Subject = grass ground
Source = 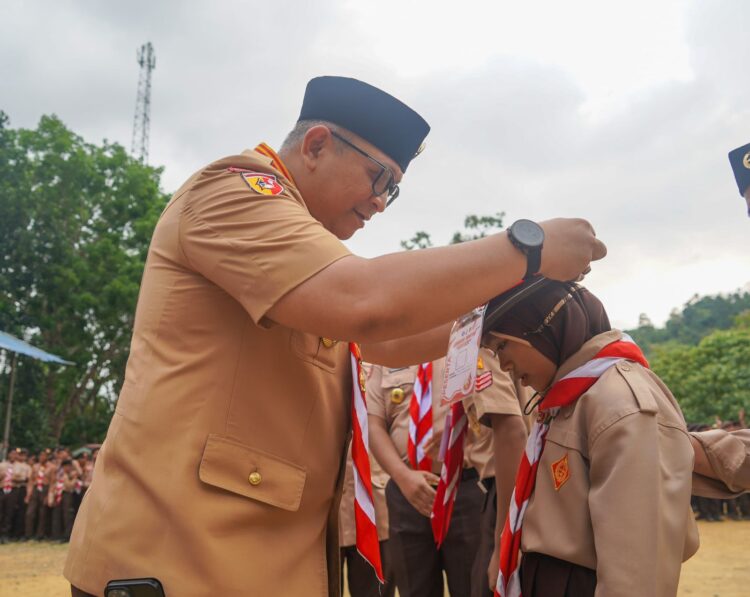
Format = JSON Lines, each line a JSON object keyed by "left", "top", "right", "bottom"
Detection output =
{"left": 1, "top": 520, "right": 748, "bottom": 596}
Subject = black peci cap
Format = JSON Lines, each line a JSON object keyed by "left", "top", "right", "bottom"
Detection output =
{"left": 481, "top": 276, "right": 555, "bottom": 338}
{"left": 298, "top": 76, "right": 430, "bottom": 172}
{"left": 728, "top": 142, "right": 750, "bottom": 197}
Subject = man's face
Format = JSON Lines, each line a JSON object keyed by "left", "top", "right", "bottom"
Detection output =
{"left": 302, "top": 127, "right": 403, "bottom": 240}
{"left": 39, "top": 451, "right": 48, "bottom": 464}
{"left": 8, "top": 451, "right": 17, "bottom": 463}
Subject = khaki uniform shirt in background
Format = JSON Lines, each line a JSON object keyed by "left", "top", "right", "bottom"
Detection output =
{"left": 690, "top": 428, "right": 750, "bottom": 497}
{"left": 520, "top": 331, "right": 699, "bottom": 597}
{"left": 464, "top": 355, "right": 527, "bottom": 480}
{"left": 7, "top": 461, "right": 31, "bottom": 486}
{"left": 65, "top": 147, "right": 354, "bottom": 597}
{"left": 367, "top": 350, "right": 515, "bottom": 477}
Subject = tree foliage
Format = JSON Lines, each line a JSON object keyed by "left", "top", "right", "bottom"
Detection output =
{"left": 628, "top": 292, "right": 750, "bottom": 351}
{"left": 650, "top": 327, "right": 750, "bottom": 423}
{"left": 0, "top": 112, "right": 168, "bottom": 449}
{"left": 401, "top": 212, "right": 505, "bottom": 250}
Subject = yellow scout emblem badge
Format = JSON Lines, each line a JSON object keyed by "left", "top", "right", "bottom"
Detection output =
{"left": 744, "top": 151, "right": 750, "bottom": 169}
{"left": 390, "top": 388, "right": 405, "bottom": 404}
{"left": 477, "top": 356, "right": 484, "bottom": 370}
{"left": 359, "top": 368, "right": 367, "bottom": 393}
{"left": 240, "top": 171, "right": 284, "bottom": 196}
{"left": 551, "top": 453, "right": 570, "bottom": 491}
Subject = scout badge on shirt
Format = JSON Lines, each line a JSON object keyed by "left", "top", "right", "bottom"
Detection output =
{"left": 241, "top": 172, "right": 284, "bottom": 195}
{"left": 442, "top": 304, "right": 487, "bottom": 405}
{"left": 551, "top": 453, "right": 570, "bottom": 491}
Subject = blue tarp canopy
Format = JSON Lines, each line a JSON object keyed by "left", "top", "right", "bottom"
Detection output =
{"left": 0, "top": 330, "right": 74, "bottom": 366}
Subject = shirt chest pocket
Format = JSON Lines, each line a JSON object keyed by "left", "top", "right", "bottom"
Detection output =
{"left": 381, "top": 368, "right": 416, "bottom": 420}
{"left": 289, "top": 330, "right": 346, "bottom": 373}
{"left": 199, "top": 434, "right": 306, "bottom": 511}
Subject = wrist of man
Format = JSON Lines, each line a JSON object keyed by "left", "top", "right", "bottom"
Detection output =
{"left": 506, "top": 220, "right": 544, "bottom": 279}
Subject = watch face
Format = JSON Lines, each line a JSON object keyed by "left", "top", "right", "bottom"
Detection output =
{"left": 513, "top": 219, "right": 544, "bottom": 248}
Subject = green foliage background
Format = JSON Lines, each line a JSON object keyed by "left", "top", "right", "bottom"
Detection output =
{"left": 0, "top": 113, "right": 168, "bottom": 450}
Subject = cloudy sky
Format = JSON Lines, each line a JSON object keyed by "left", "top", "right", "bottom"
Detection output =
{"left": 2, "top": 0, "right": 748, "bottom": 329}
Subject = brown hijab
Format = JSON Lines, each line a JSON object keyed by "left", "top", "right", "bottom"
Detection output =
{"left": 491, "top": 282, "right": 611, "bottom": 367}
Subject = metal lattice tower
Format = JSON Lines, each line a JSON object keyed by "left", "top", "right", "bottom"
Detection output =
{"left": 131, "top": 42, "right": 156, "bottom": 163}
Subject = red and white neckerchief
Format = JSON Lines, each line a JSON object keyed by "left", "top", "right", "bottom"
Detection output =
{"left": 54, "top": 474, "right": 65, "bottom": 506}
{"left": 349, "top": 343, "right": 384, "bottom": 584}
{"left": 2, "top": 464, "right": 13, "bottom": 494}
{"left": 431, "top": 400, "right": 468, "bottom": 547}
{"left": 408, "top": 363, "right": 434, "bottom": 472}
{"left": 35, "top": 466, "right": 46, "bottom": 492}
{"left": 495, "top": 335, "right": 648, "bottom": 597}
{"left": 74, "top": 478, "right": 83, "bottom": 494}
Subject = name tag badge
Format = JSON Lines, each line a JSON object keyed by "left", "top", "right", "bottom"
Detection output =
{"left": 442, "top": 304, "right": 487, "bottom": 405}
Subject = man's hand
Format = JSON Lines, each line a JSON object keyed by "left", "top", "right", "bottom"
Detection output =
{"left": 395, "top": 468, "right": 439, "bottom": 517}
{"left": 487, "top": 545, "right": 500, "bottom": 590}
{"left": 538, "top": 218, "right": 607, "bottom": 281}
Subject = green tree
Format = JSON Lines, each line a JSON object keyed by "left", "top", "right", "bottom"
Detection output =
{"left": 0, "top": 112, "right": 168, "bottom": 448}
{"left": 651, "top": 327, "right": 750, "bottom": 423}
{"left": 401, "top": 212, "right": 505, "bottom": 250}
{"left": 628, "top": 291, "right": 750, "bottom": 351}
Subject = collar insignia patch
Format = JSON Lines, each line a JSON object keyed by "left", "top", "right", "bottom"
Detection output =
{"left": 240, "top": 171, "right": 284, "bottom": 196}
{"left": 551, "top": 453, "right": 570, "bottom": 491}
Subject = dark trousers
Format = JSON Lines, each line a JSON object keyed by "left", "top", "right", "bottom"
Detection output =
{"left": 0, "top": 486, "right": 26, "bottom": 538}
{"left": 341, "top": 541, "right": 396, "bottom": 597}
{"left": 25, "top": 485, "right": 49, "bottom": 538}
{"left": 471, "top": 478, "right": 497, "bottom": 597}
{"left": 386, "top": 471, "right": 484, "bottom": 597}
{"left": 51, "top": 491, "right": 75, "bottom": 541}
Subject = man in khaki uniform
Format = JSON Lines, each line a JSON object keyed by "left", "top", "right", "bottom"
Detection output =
{"left": 64, "top": 76, "right": 605, "bottom": 596}
{"left": 0, "top": 447, "right": 31, "bottom": 541}
{"left": 24, "top": 448, "right": 52, "bottom": 539}
{"left": 367, "top": 352, "right": 515, "bottom": 596}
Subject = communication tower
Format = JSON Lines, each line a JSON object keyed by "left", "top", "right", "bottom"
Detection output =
{"left": 131, "top": 42, "right": 156, "bottom": 163}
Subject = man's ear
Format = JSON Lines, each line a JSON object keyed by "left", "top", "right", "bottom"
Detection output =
{"left": 301, "top": 125, "right": 333, "bottom": 171}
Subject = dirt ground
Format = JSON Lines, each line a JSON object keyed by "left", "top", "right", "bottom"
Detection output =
{"left": 1, "top": 520, "right": 748, "bottom": 596}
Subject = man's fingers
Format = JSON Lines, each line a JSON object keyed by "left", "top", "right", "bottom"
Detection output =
{"left": 422, "top": 472, "right": 440, "bottom": 485}
{"left": 591, "top": 238, "right": 607, "bottom": 261}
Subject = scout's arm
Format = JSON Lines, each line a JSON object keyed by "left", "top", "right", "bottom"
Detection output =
{"left": 486, "top": 413, "right": 527, "bottom": 589}
{"left": 268, "top": 218, "right": 605, "bottom": 344}
{"left": 690, "top": 429, "right": 750, "bottom": 497}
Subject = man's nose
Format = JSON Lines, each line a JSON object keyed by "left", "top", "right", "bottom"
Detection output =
{"left": 370, "top": 193, "right": 387, "bottom": 214}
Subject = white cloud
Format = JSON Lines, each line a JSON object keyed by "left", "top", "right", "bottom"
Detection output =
{"left": 2, "top": 0, "right": 748, "bottom": 329}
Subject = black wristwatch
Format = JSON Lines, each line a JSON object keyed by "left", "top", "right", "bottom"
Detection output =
{"left": 507, "top": 219, "right": 545, "bottom": 279}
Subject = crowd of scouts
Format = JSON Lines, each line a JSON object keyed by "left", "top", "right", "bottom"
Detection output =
{"left": 0, "top": 446, "right": 97, "bottom": 544}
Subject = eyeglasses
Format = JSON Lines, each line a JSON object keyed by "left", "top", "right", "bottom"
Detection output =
{"left": 330, "top": 131, "right": 400, "bottom": 207}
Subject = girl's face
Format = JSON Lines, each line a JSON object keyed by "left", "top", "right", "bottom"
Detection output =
{"left": 486, "top": 332, "right": 558, "bottom": 392}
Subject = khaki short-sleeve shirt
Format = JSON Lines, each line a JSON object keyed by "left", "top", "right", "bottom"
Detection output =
{"left": 65, "top": 147, "right": 354, "bottom": 597}
{"left": 520, "top": 331, "right": 699, "bottom": 597}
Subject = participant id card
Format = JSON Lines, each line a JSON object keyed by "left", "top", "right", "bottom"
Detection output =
{"left": 441, "top": 304, "right": 487, "bottom": 405}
